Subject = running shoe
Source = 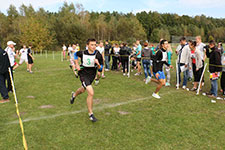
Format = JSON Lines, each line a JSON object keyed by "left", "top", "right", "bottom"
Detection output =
{"left": 182, "top": 86, "right": 186, "bottom": 89}
{"left": 0, "top": 99, "right": 10, "bottom": 104}
{"left": 95, "top": 80, "right": 99, "bottom": 86}
{"left": 190, "top": 87, "right": 197, "bottom": 91}
{"left": 152, "top": 93, "right": 160, "bottom": 99}
{"left": 145, "top": 76, "right": 151, "bottom": 84}
{"left": 165, "top": 82, "right": 170, "bottom": 86}
{"left": 134, "top": 73, "right": 140, "bottom": 76}
{"left": 89, "top": 114, "right": 98, "bottom": 122}
{"left": 74, "top": 71, "right": 78, "bottom": 78}
{"left": 70, "top": 91, "right": 76, "bottom": 104}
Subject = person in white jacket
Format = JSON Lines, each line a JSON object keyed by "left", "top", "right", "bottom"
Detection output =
{"left": 176, "top": 37, "right": 191, "bottom": 89}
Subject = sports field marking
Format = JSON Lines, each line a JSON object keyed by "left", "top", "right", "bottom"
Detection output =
{"left": 7, "top": 90, "right": 179, "bottom": 125}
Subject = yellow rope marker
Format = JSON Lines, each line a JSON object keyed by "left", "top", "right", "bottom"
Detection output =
{"left": 9, "top": 68, "right": 28, "bottom": 150}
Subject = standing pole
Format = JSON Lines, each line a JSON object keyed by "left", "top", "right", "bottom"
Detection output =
{"left": 128, "top": 55, "right": 131, "bottom": 78}
{"left": 176, "top": 59, "right": 179, "bottom": 89}
{"left": 8, "top": 68, "right": 28, "bottom": 150}
{"left": 196, "top": 63, "right": 207, "bottom": 95}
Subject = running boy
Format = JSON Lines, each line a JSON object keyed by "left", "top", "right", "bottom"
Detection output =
{"left": 150, "top": 40, "right": 173, "bottom": 99}
{"left": 70, "top": 39, "right": 103, "bottom": 122}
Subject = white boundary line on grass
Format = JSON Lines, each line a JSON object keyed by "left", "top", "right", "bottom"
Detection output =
{"left": 7, "top": 91, "right": 179, "bottom": 125}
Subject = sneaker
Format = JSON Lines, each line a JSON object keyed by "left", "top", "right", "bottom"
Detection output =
{"left": 95, "top": 80, "right": 99, "bottom": 86}
{"left": 101, "top": 74, "right": 105, "bottom": 78}
{"left": 74, "top": 71, "right": 78, "bottom": 78}
{"left": 29, "top": 71, "right": 33, "bottom": 74}
{"left": 202, "top": 82, "right": 205, "bottom": 87}
{"left": 152, "top": 93, "right": 160, "bottom": 99}
{"left": 182, "top": 86, "right": 186, "bottom": 90}
{"left": 165, "top": 82, "right": 170, "bottom": 86}
{"left": 123, "top": 73, "right": 126, "bottom": 76}
{"left": 205, "top": 92, "right": 212, "bottom": 95}
{"left": 127, "top": 73, "right": 129, "bottom": 76}
{"left": 89, "top": 114, "right": 98, "bottom": 122}
{"left": 208, "top": 94, "right": 216, "bottom": 98}
{"left": 190, "top": 87, "right": 197, "bottom": 91}
{"left": 70, "top": 92, "right": 76, "bottom": 104}
{"left": 134, "top": 73, "right": 140, "bottom": 76}
{"left": 145, "top": 76, "right": 151, "bottom": 84}
{"left": 176, "top": 84, "right": 179, "bottom": 89}
{"left": 0, "top": 99, "right": 10, "bottom": 104}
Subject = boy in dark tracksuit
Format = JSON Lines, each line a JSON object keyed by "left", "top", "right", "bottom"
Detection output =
{"left": 0, "top": 46, "right": 10, "bottom": 103}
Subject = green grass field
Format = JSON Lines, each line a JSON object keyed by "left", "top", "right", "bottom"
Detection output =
{"left": 0, "top": 51, "right": 225, "bottom": 150}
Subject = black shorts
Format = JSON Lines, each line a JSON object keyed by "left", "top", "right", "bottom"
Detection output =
{"left": 136, "top": 58, "right": 141, "bottom": 62}
{"left": 28, "top": 58, "right": 33, "bottom": 64}
{"left": 78, "top": 71, "right": 95, "bottom": 88}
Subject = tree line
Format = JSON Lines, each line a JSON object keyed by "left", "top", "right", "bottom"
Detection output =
{"left": 0, "top": 2, "right": 224, "bottom": 51}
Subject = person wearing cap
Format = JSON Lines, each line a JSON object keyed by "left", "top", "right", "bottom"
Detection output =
{"left": 0, "top": 44, "right": 10, "bottom": 103}
{"left": 5, "top": 41, "right": 16, "bottom": 93}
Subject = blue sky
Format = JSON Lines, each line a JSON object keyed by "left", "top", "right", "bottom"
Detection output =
{"left": 1, "top": 0, "right": 225, "bottom": 18}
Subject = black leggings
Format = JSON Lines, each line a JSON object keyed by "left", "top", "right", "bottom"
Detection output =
{"left": 192, "top": 63, "right": 203, "bottom": 82}
{"left": 122, "top": 58, "right": 129, "bottom": 73}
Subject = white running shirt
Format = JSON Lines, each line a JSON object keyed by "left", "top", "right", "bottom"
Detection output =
{"left": 20, "top": 48, "right": 28, "bottom": 60}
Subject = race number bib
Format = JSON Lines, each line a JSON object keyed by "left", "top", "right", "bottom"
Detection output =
{"left": 83, "top": 54, "right": 96, "bottom": 67}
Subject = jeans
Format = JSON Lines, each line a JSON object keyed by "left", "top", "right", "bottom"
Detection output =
{"left": 0, "top": 73, "right": 9, "bottom": 99}
{"left": 142, "top": 59, "right": 151, "bottom": 78}
{"left": 164, "top": 65, "right": 170, "bottom": 83}
{"left": 177, "top": 63, "right": 189, "bottom": 86}
{"left": 111, "top": 56, "right": 118, "bottom": 70}
{"left": 210, "top": 79, "right": 218, "bottom": 97}
{"left": 105, "top": 56, "right": 110, "bottom": 70}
